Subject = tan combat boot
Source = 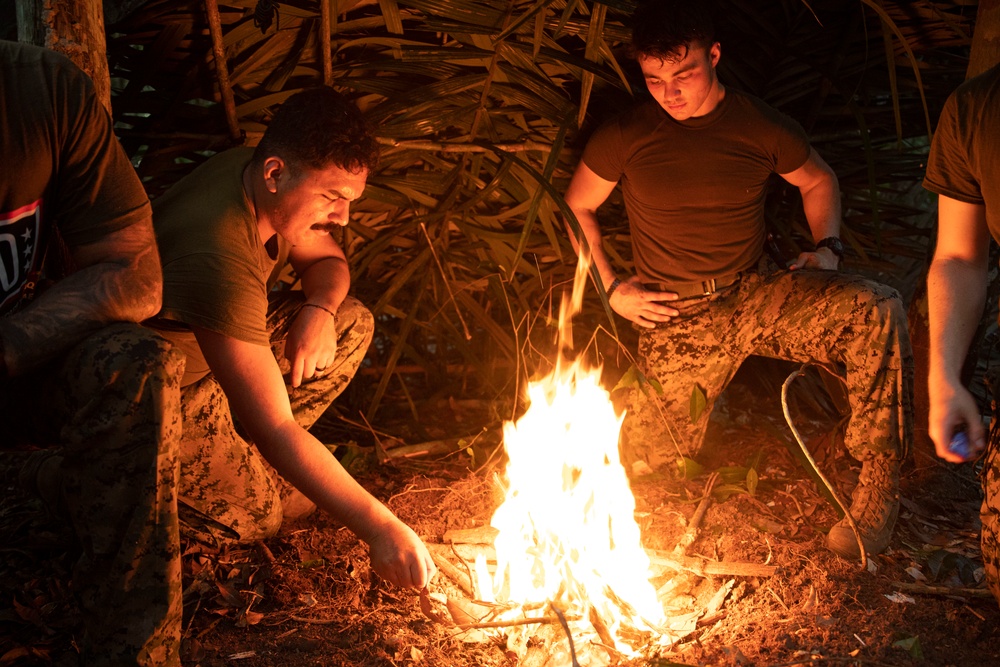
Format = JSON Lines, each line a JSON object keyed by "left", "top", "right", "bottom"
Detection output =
{"left": 826, "top": 452, "right": 900, "bottom": 560}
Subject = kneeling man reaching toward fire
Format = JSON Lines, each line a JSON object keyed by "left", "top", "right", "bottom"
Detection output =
{"left": 563, "top": 1, "right": 913, "bottom": 560}
{"left": 148, "top": 87, "right": 435, "bottom": 587}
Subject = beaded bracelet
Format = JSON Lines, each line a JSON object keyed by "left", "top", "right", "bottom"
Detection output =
{"left": 302, "top": 303, "right": 337, "bottom": 319}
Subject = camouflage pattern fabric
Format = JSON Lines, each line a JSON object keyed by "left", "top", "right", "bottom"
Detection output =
{"left": 6, "top": 293, "right": 372, "bottom": 665}
{"left": 619, "top": 264, "right": 913, "bottom": 472}
{"left": 176, "top": 293, "right": 374, "bottom": 546}
{"left": 980, "top": 367, "right": 1000, "bottom": 606}
{"left": 980, "top": 432, "right": 1000, "bottom": 604}
{"left": 1, "top": 323, "right": 185, "bottom": 667}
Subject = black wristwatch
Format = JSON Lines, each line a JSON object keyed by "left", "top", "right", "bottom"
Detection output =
{"left": 815, "top": 236, "right": 845, "bottom": 259}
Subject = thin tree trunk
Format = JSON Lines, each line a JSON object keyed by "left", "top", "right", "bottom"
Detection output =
{"left": 15, "top": 0, "right": 111, "bottom": 113}
{"left": 969, "top": 0, "right": 1000, "bottom": 79}
{"left": 204, "top": 0, "right": 242, "bottom": 144}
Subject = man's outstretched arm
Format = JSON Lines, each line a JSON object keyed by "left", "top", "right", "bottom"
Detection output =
{"left": 193, "top": 326, "right": 435, "bottom": 588}
{"left": 928, "top": 195, "right": 991, "bottom": 462}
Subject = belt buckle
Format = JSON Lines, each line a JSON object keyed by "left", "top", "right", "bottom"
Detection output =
{"left": 701, "top": 278, "right": 717, "bottom": 295}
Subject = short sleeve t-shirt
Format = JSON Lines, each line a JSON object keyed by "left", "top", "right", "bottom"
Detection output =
{"left": 0, "top": 40, "right": 152, "bottom": 314}
{"left": 923, "top": 63, "right": 1000, "bottom": 243}
{"left": 150, "top": 147, "right": 290, "bottom": 386}
{"left": 583, "top": 89, "right": 810, "bottom": 284}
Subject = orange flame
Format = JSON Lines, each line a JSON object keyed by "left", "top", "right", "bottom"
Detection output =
{"left": 478, "top": 250, "right": 665, "bottom": 660}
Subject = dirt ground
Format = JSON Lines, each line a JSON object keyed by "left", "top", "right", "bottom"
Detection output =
{"left": 2, "top": 375, "right": 999, "bottom": 667}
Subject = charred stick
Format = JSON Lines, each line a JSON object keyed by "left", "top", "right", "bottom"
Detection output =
{"left": 427, "top": 545, "right": 474, "bottom": 597}
{"left": 890, "top": 581, "right": 995, "bottom": 598}
{"left": 588, "top": 605, "right": 618, "bottom": 654}
{"left": 674, "top": 472, "right": 719, "bottom": 555}
{"left": 459, "top": 614, "right": 579, "bottom": 630}
{"left": 551, "top": 605, "right": 582, "bottom": 667}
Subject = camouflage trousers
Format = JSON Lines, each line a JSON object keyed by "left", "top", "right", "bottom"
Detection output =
{"left": 0, "top": 323, "right": 185, "bottom": 667}
{"left": 620, "top": 265, "right": 914, "bottom": 470}
{"left": 176, "top": 292, "right": 374, "bottom": 546}
{"left": 980, "top": 366, "right": 1000, "bottom": 606}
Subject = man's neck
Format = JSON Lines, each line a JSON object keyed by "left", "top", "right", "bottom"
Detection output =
{"left": 242, "top": 162, "right": 276, "bottom": 243}
{"left": 697, "top": 80, "right": 726, "bottom": 118}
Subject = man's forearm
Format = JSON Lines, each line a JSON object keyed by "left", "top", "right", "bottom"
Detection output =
{"left": 800, "top": 177, "right": 842, "bottom": 242}
{"left": 260, "top": 420, "right": 398, "bottom": 543}
{"left": 0, "top": 259, "right": 161, "bottom": 376}
{"left": 928, "top": 257, "right": 987, "bottom": 386}
{"left": 299, "top": 257, "right": 351, "bottom": 311}
{"left": 567, "top": 209, "right": 618, "bottom": 289}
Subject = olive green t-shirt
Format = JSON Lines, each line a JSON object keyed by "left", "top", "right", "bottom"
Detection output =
{"left": 150, "top": 147, "right": 289, "bottom": 386}
{"left": 583, "top": 89, "right": 810, "bottom": 284}
{"left": 0, "top": 40, "right": 151, "bottom": 314}
{"left": 923, "top": 63, "right": 1000, "bottom": 244}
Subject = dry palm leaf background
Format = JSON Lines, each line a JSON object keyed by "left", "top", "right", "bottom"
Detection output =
{"left": 5, "top": 0, "right": 1000, "bottom": 666}
{"left": 104, "top": 0, "right": 977, "bottom": 417}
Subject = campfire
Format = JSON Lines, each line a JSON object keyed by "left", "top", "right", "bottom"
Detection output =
{"left": 422, "top": 254, "right": 776, "bottom": 664}
{"left": 478, "top": 352, "right": 666, "bottom": 663}
{"left": 424, "top": 255, "right": 672, "bottom": 664}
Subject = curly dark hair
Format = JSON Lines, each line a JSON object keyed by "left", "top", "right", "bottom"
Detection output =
{"left": 629, "top": 1, "right": 716, "bottom": 63}
{"left": 252, "top": 87, "right": 379, "bottom": 174}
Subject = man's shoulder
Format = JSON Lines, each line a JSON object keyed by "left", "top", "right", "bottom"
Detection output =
{"left": 726, "top": 89, "right": 794, "bottom": 124}
{"left": 186, "top": 147, "right": 254, "bottom": 181}
{"left": 155, "top": 147, "right": 251, "bottom": 212}
{"left": 0, "top": 40, "right": 69, "bottom": 69}
{"left": 953, "top": 63, "right": 1000, "bottom": 107}
{"left": 601, "top": 99, "right": 663, "bottom": 130}
{"left": 587, "top": 100, "right": 663, "bottom": 150}
{"left": 0, "top": 40, "right": 89, "bottom": 91}
{"left": 153, "top": 147, "right": 258, "bottom": 267}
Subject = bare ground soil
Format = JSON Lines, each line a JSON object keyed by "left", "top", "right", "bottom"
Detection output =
{"left": 2, "top": 379, "right": 999, "bottom": 667}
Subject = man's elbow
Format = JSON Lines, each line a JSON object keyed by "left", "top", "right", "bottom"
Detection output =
{"left": 119, "top": 255, "right": 164, "bottom": 322}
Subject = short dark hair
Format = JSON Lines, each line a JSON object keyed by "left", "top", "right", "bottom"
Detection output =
{"left": 253, "top": 87, "right": 379, "bottom": 174}
{"left": 630, "top": 1, "right": 716, "bottom": 63}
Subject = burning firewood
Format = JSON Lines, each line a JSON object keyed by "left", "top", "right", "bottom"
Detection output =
{"left": 442, "top": 525, "right": 499, "bottom": 545}
{"left": 426, "top": 544, "right": 474, "bottom": 597}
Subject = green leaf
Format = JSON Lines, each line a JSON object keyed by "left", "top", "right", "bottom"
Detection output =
{"left": 715, "top": 465, "right": 750, "bottom": 485}
{"left": 893, "top": 636, "right": 924, "bottom": 661}
{"left": 712, "top": 483, "right": 748, "bottom": 501}
{"left": 612, "top": 364, "right": 641, "bottom": 393}
{"left": 677, "top": 457, "right": 703, "bottom": 481}
{"left": 689, "top": 384, "right": 708, "bottom": 424}
{"left": 746, "top": 467, "right": 759, "bottom": 497}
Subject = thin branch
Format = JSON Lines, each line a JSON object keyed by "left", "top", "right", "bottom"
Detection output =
{"left": 420, "top": 222, "right": 471, "bottom": 340}
{"left": 377, "top": 137, "right": 552, "bottom": 153}
{"left": 782, "top": 367, "right": 866, "bottom": 570}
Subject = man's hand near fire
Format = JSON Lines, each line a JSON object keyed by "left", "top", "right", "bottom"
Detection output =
{"left": 609, "top": 277, "right": 679, "bottom": 328}
{"left": 367, "top": 520, "right": 437, "bottom": 589}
